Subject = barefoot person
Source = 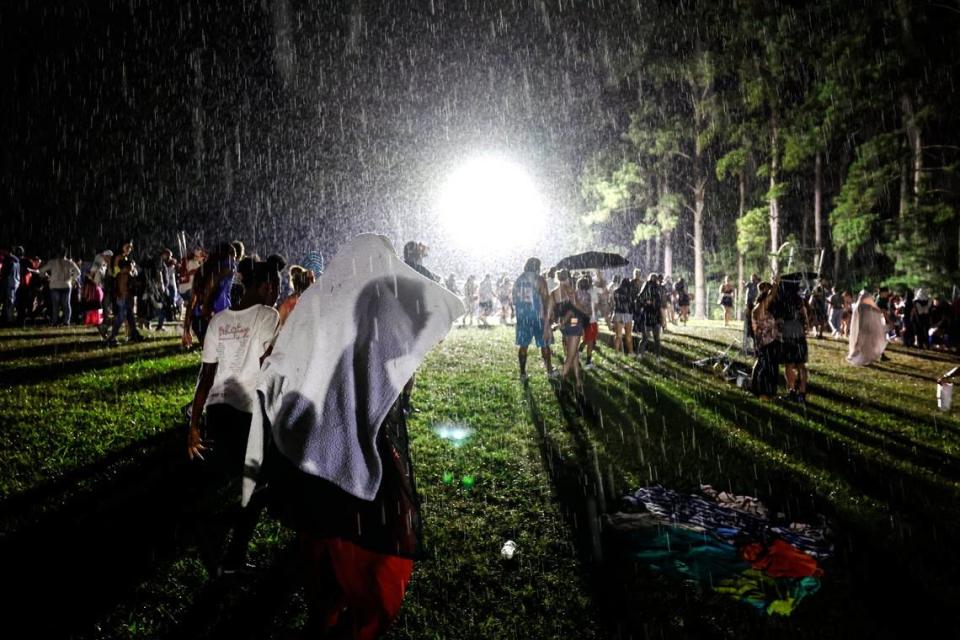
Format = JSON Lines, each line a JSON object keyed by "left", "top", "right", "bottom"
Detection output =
{"left": 513, "top": 258, "right": 554, "bottom": 382}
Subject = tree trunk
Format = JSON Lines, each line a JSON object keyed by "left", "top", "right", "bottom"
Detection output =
{"left": 652, "top": 234, "right": 660, "bottom": 273}
{"left": 901, "top": 93, "right": 922, "bottom": 202}
{"left": 664, "top": 229, "right": 673, "bottom": 278}
{"left": 736, "top": 170, "right": 746, "bottom": 320}
{"left": 814, "top": 151, "right": 823, "bottom": 250}
{"left": 769, "top": 110, "right": 781, "bottom": 275}
{"left": 694, "top": 178, "right": 706, "bottom": 319}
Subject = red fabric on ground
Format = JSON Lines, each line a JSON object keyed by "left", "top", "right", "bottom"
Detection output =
{"left": 300, "top": 534, "right": 413, "bottom": 640}
{"left": 739, "top": 539, "right": 823, "bottom": 578}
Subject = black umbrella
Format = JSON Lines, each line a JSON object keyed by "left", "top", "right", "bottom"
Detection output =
{"left": 554, "top": 251, "right": 629, "bottom": 270}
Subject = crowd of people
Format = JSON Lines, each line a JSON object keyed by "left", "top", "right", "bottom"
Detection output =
{"left": 8, "top": 234, "right": 960, "bottom": 638}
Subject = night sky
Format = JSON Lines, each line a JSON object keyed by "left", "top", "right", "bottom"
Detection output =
{"left": 1, "top": 0, "right": 639, "bottom": 270}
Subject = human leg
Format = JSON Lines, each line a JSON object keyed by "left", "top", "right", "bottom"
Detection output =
{"left": 624, "top": 321, "right": 634, "bottom": 355}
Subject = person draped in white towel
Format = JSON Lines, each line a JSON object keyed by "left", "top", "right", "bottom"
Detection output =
{"left": 847, "top": 290, "right": 887, "bottom": 366}
{"left": 243, "top": 234, "right": 462, "bottom": 639}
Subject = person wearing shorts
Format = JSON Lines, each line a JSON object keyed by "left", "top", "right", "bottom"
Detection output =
{"left": 719, "top": 275, "right": 735, "bottom": 326}
{"left": 579, "top": 274, "right": 601, "bottom": 369}
{"left": 513, "top": 258, "right": 553, "bottom": 382}
{"left": 612, "top": 276, "right": 637, "bottom": 356}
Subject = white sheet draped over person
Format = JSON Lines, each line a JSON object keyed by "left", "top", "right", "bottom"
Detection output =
{"left": 847, "top": 290, "right": 887, "bottom": 366}
{"left": 241, "top": 233, "right": 462, "bottom": 638}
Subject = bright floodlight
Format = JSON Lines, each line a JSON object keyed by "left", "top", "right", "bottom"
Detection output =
{"left": 437, "top": 156, "right": 546, "bottom": 253}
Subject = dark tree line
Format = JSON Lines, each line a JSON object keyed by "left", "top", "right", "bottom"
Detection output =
{"left": 581, "top": 0, "right": 960, "bottom": 317}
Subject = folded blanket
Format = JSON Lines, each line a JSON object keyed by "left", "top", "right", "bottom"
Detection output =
{"left": 243, "top": 234, "right": 463, "bottom": 504}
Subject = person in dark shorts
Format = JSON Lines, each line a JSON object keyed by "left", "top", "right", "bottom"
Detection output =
{"left": 773, "top": 276, "right": 810, "bottom": 402}
{"left": 675, "top": 277, "right": 690, "bottom": 324}
{"left": 719, "top": 275, "right": 735, "bottom": 326}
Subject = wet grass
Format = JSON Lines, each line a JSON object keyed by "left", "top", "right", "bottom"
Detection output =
{"left": 1, "top": 322, "right": 959, "bottom": 637}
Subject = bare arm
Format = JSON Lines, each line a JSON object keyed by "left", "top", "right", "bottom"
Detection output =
{"left": 187, "top": 362, "right": 218, "bottom": 460}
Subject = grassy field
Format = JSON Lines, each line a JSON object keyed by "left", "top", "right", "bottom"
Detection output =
{"left": 1, "top": 321, "right": 959, "bottom": 637}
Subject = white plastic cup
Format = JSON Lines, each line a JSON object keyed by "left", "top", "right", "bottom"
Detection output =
{"left": 938, "top": 382, "right": 953, "bottom": 411}
{"left": 501, "top": 540, "right": 517, "bottom": 560}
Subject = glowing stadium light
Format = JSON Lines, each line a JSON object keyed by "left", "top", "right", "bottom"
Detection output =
{"left": 437, "top": 156, "right": 546, "bottom": 255}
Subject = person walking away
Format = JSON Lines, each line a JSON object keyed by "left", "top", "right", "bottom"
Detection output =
{"left": 513, "top": 258, "right": 554, "bottom": 382}
{"left": 773, "top": 277, "right": 810, "bottom": 402}
{"left": 478, "top": 274, "right": 495, "bottom": 327}
{"left": 828, "top": 286, "right": 844, "bottom": 338}
{"left": 663, "top": 275, "right": 676, "bottom": 326}
{"left": 38, "top": 248, "right": 81, "bottom": 326}
{"left": 104, "top": 259, "right": 143, "bottom": 345}
{"left": 16, "top": 252, "right": 39, "bottom": 327}
{"left": 719, "top": 275, "right": 735, "bottom": 327}
{"left": 743, "top": 273, "right": 760, "bottom": 353}
{"left": 612, "top": 275, "right": 637, "bottom": 356}
{"left": 159, "top": 248, "right": 179, "bottom": 324}
{"left": 242, "top": 235, "right": 462, "bottom": 638}
{"left": 445, "top": 273, "right": 460, "bottom": 295}
{"left": 186, "top": 261, "right": 280, "bottom": 576}
{"left": 554, "top": 269, "right": 588, "bottom": 392}
{"left": 182, "top": 243, "right": 236, "bottom": 348}
{"left": 808, "top": 281, "right": 829, "bottom": 339}
{"left": 637, "top": 273, "right": 663, "bottom": 361}
{"left": 462, "top": 275, "right": 477, "bottom": 327}
{"left": 178, "top": 246, "right": 205, "bottom": 317}
{"left": 675, "top": 277, "right": 690, "bottom": 325}
{"left": 847, "top": 291, "right": 888, "bottom": 365}
{"left": 497, "top": 274, "right": 513, "bottom": 325}
{"left": 580, "top": 274, "right": 602, "bottom": 369}
{"left": 278, "top": 265, "right": 315, "bottom": 327}
{"left": 911, "top": 288, "right": 932, "bottom": 349}
{"left": 1, "top": 247, "right": 21, "bottom": 326}
{"left": 750, "top": 281, "right": 780, "bottom": 399}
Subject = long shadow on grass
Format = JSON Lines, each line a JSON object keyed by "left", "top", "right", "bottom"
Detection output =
{"left": 613, "top": 349, "right": 960, "bottom": 535}
{"left": 0, "top": 342, "right": 184, "bottom": 386}
{"left": 0, "top": 424, "right": 207, "bottom": 636}
{"left": 0, "top": 336, "right": 126, "bottom": 362}
{"left": 165, "top": 542, "right": 301, "bottom": 640}
{"left": 583, "top": 351, "right": 959, "bottom": 637}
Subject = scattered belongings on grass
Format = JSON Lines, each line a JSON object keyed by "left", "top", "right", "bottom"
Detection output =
{"left": 605, "top": 484, "right": 831, "bottom": 616}
{"left": 692, "top": 341, "right": 752, "bottom": 388}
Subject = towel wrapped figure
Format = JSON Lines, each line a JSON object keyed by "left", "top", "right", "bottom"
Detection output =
{"left": 243, "top": 234, "right": 462, "bottom": 639}
{"left": 846, "top": 290, "right": 887, "bottom": 366}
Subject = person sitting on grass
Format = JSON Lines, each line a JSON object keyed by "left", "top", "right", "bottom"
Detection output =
{"left": 513, "top": 257, "right": 554, "bottom": 382}
{"left": 186, "top": 261, "right": 280, "bottom": 576}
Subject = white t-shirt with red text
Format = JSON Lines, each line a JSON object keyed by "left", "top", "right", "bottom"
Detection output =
{"left": 201, "top": 305, "right": 279, "bottom": 413}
